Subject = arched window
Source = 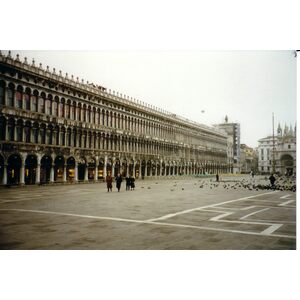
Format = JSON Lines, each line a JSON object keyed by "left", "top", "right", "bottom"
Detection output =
{"left": 25, "top": 88, "right": 31, "bottom": 110}
{"left": 59, "top": 98, "right": 65, "bottom": 118}
{"left": 66, "top": 100, "right": 71, "bottom": 119}
{"left": 16, "top": 120, "right": 23, "bottom": 142}
{"left": 78, "top": 103, "right": 81, "bottom": 121}
{"left": 0, "top": 81, "right": 5, "bottom": 105}
{"left": 53, "top": 97, "right": 59, "bottom": 117}
{"left": 8, "top": 118, "right": 15, "bottom": 141}
{"left": 46, "top": 95, "right": 52, "bottom": 115}
{"left": 16, "top": 90, "right": 22, "bottom": 109}
{"left": 7, "top": 84, "right": 14, "bottom": 107}
{"left": 39, "top": 93, "right": 46, "bottom": 113}
{"left": 32, "top": 90, "right": 38, "bottom": 112}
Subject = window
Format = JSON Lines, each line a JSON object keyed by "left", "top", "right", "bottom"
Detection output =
{"left": 0, "top": 85, "right": 4, "bottom": 105}
{"left": 53, "top": 101, "right": 58, "bottom": 116}
{"left": 267, "top": 166, "right": 270, "bottom": 171}
{"left": 16, "top": 126, "right": 22, "bottom": 142}
{"left": 59, "top": 102, "right": 64, "bottom": 117}
{"left": 46, "top": 99, "right": 52, "bottom": 115}
{"left": 7, "top": 87, "right": 14, "bottom": 107}
{"left": 39, "top": 97, "right": 45, "bottom": 113}
{"left": 288, "top": 144, "right": 291, "bottom": 149}
{"left": 25, "top": 93, "right": 30, "bottom": 110}
{"left": 261, "top": 166, "right": 264, "bottom": 171}
{"left": 16, "top": 91, "right": 22, "bottom": 109}
{"left": 32, "top": 95, "right": 37, "bottom": 112}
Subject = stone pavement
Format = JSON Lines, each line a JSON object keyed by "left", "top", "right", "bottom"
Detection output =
{"left": 0, "top": 175, "right": 296, "bottom": 249}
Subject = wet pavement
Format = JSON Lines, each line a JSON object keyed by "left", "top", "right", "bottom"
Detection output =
{"left": 0, "top": 175, "right": 296, "bottom": 249}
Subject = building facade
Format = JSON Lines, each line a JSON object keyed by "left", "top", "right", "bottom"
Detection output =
{"left": 240, "top": 144, "right": 257, "bottom": 173}
{"left": 214, "top": 116, "right": 240, "bottom": 173}
{"left": 0, "top": 51, "right": 229, "bottom": 186}
{"left": 257, "top": 124, "right": 296, "bottom": 175}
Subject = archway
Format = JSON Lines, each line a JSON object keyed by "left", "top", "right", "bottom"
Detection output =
{"left": 54, "top": 155, "right": 65, "bottom": 182}
{"left": 106, "top": 159, "right": 112, "bottom": 177}
{"left": 25, "top": 154, "right": 37, "bottom": 184}
{"left": 77, "top": 158, "right": 86, "bottom": 181}
{"left": 146, "top": 160, "right": 151, "bottom": 176}
{"left": 66, "top": 156, "right": 75, "bottom": 182}
{"left": 88, "top": 158, "right": 96, "bottom": 180}
{"left": 129, "top": 160, "right": 134, "bottom": 176}
{"left": 280, "top": 154, "right": 294, "bottom": 175}
{"left": 151, "top": 161, "right": 156, "bottom": 176}
{"left": 135, "top": 160, "right": 140, "bottom": 178}
{"left": 141, "top": 160, "right": 146, "bottom": 179}
{"left": 7, "top": 154, "right": 22, "bottom": 185}
{"left": 98, "top": 159, "right": 104, "bottom": 179}
{"left": 114, "top": 159, "right": 120, "bottom": 176}
{"left": 0, "top": 155, "right": 4, "bottom": 184}
{"left": 41, "top": 155, "right": 52, "bottom": 183}
{"left": 161, "top": 162, "right": 165, "bottom": 176}
{"left": 121, "top": 159, "right": 127, "bottom": 177}
{"left": 166, "top": 164, "right": 170, "bottom": 176}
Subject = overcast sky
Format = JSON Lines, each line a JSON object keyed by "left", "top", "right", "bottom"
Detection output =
{"left": 7, "top": 50, "right": 296, "bottom": 148}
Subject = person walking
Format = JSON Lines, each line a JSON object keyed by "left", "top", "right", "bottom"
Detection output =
{"left": 106, "top": 173, "right": 113, "bottom": 192}
{"left": 269, "top": 174, "right": 276, "bottom": 189}
{"left": 130, "top": 176, "right": 135, "bottom": 190}
{"left": 125, "top": 176, "right": 130, "bottom": 191}
{"left": 115, "top": 173, "right": 123, "bottom": 192}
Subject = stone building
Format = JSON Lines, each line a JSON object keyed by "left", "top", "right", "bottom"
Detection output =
{"left": 0, "top": 51, "right": 228, "bottom": 186}
{"left": 257, "top": 123, "right": 296, "bottom": 175}
{"left": 214, "top": 116, "right": 240, "bottom": 173}
{"left": 240, "top": 144, "right": 257, "bottom": 173}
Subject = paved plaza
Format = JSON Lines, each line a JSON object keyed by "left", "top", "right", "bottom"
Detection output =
{"left": 0, "top": 175, "right": 296, "bottom": 250}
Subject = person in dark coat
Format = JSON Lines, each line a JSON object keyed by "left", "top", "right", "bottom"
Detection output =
{"left": 216, "top": 173, "right": 219, "bottom": 182}
{"left": 106, "top": 174, "right": 113, "bottom": 192}
{"left": 115, "top": 173, "right": 123, "bottom": 192}
{"left": 269, "top": 174, "right": 276, "bottom": 189}
{"left": 130, "top": 176, "right": 135, "bottom": 190}
{"left": 125, "top": 176, "right": 130, "bottom": 191}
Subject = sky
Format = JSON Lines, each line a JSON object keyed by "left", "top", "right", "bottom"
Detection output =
{"left": 6, "top": 50, "right": 297, "bottom": 148}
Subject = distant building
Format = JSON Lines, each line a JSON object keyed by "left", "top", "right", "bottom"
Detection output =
{"left": 258, "top": 123, "right": 296, "bottom": 175}
{"left": 240, "top": 144, "right": 257, "bottom": 173}
{"left": 214, "top": 116, "right": 240, "bottom": 173}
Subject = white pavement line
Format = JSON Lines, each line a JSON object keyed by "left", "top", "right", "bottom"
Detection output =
{"left": 0, "top": 208, "right": 145, "bottom": 224}
{"left": 0, "top": 208, "right": 295, "bottom": 240}
{"left": 210, "top": 212, "right": 234, "bottom": 221}
{"left": 280, "top": 194, "right": 291, "bottom": 199}
{"left": 239, "top": 208, "right": 270, "bottom": 220}
{"left": 241, "top": 206, "right": 257, "bottom": 210}
{"left": 146, "top": 221, "right": 295, "bottom": 239}
{"left": 145, "top": 191, "right": 279, "bottom": 222}
{"left": 260, "top": 224, "right": 283, "bottom": 235}
{"left": 279, "top": 200, "right": 296, "bottom": 207}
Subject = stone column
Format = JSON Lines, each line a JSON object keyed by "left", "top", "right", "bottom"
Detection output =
{"left": 74, "top": 162, "right": 78, "bottom": 182}
{"left": 36, "top": 163, "right": 41, "bottom": 185}
{"left": 50, "top": 164, "right": 54, "bottom": 183}
{"left": 2, "top": 164, "right": 7, "bottom": 185}
{"left": 20, "top": 159, "right": 25, "bottom": 185}
{"left": 84, "top": 166, "right": 88, "bottom": 182}
{"left": 112, "top": 163, "right": 115, "bottom": 177}
{"left": 104, "top": 156, "right": 107, "bottom": 178}
{"left": 63, "top": 165, "right": 67, "bottom": 182}
{"left": 95, "top": 165, "right": 98, "bottom": 182}
{"left": 139, "top": 163, "right": 142, "bottom": 179}
{"left": 5, "top": 124, "right": 9, "bottom": 141}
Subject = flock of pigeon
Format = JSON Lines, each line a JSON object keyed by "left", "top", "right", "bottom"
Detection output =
{"left": 141, "top": 176, "right": 296, "bottom": 193}
{"left": 199, "top": 176, "right": 296, "bottom": 192}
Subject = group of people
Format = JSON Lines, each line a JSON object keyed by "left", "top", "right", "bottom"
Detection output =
{"left": 105, "top": 173, "right": 135, "bottom": 192}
